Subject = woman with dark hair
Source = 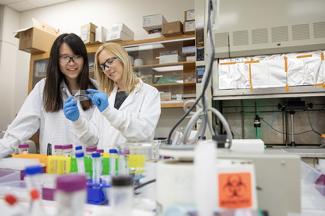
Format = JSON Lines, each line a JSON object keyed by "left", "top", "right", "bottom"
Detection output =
{"left": 0, "top": 33, "right": 96, "bottom": 157}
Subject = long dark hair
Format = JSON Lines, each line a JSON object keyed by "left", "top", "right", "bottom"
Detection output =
{"left": 43, "top": 33, "right": 95, "bottom": 112}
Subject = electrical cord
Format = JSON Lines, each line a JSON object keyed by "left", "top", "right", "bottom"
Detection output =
{"left": 307, "top": 111, "right": 322, "bottom": 136}
{"left": 261, "top": 118, "right": 314, "bottom": 135}
{"left": 167, "top": 0, "right": 216, "bottom": 144}
{"left": 134, "top": 179, "right": 156, "bottom": 191}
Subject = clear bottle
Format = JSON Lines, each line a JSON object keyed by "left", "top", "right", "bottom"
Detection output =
{"left": 62, "top": 144, "right": 73, "bottom": 156}
{"left": 92, "top": 152, "right": 102, "bottom": 185}
{"left": 75, "top": 146, "right": 83, "bottom": 154}
{"left": 55, "top": 174, "right": 87, "bottom": 216}
{"left": 17, "top": 143, "right": 29, "bottom": 154}
{"left": 109, "top": 148, "right": 118, "bottom": 176}
{"left": 109, "top": 175, "right": 134, "bottom": 216}
{"left": 75, "top": 152, "right": 85, "bottom": 174}
{"left": 24, "top": 165, "right": 45, "bottom": 216}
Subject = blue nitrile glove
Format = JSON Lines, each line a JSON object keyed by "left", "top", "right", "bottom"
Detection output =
{"left": 86, "top": 89, "right": 109, "bottom": 112}
{"left": 63, "top": 96, "right": 80, "bottom": 122}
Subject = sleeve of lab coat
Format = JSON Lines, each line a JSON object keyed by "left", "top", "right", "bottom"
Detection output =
{"left": 102, "top": 87, "right": 161, "bottom": 142}
{"left": 0, "top": 80, "right": 43, "bottom": 157}
{"left": 71, "top": 110, "right": 100, "bottom": 146}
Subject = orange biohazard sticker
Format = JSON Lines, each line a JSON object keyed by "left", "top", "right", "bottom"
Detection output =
{"left": 218, "top": 172, "right": 252, "bottom": 209}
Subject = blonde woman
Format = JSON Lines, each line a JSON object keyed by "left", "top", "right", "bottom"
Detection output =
{"left": 63, "top": 43, "right": 161, "bottom": 150}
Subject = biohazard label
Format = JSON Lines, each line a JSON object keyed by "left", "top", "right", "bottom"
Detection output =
{"left": 218, "top": 172, "right": 252, "bottom": 209}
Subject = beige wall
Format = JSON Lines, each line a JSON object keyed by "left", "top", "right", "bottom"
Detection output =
{"left": 0, "top": 6, "right": 20, "bottom": 130}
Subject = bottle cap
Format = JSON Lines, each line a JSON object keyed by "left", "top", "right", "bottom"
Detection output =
{"left": 56, "top": 174, "right": 86, "bottom": 192}
{"left": 91, "top": 152, "right": 100, "bottom": 158}
{"left": 75, "top": 152, "right": 84, "bottom": 158}
{"left": 112, "top": 175, "right": 133, "bottom": 187}
{"left": 86, "top": 146, "right": 97, "bottom": 152}
{"left": 24, "top": 165, "right": 43, "bottom": 175}
{"left": 109, "top": 148, "right": 118, "bottom": 154}
{"left": 18, "top": 143, "right": 29, "bottom": 148}
{"left": 75, "top": 146, "right": 83, "bottom": 151}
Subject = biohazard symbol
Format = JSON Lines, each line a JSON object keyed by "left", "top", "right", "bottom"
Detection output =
{"left": 222, "top": 175, "right": 247, "bottom": 198}
{"left": 218, "top": 172, "right": 252, "bottom": 209}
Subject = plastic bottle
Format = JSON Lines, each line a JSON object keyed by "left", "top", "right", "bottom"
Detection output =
{"left": 109, "top": 149, "right": 118, "bottom": 176}
{"left": 85, "top": 146, "right": 97, "bottom": 157}
{"left": 75, "top": 146, "right": 83, "bottom": 154}
{"left": 194, "top": 140, "right": 217, "bottom": 216}
{"left": 24, "top": 165, "right": 45, "bottom": 216}
{"left": 109, "top": 176, "right": 134, "bottom": 216}
{"left": 92, "top": 152, "right": 102, "bottom": 185}
{"left": 55, "top": 174, "right": 87, "bottom": 216}
{"left": 62, "top": 144, "right": 73, "bottom": 156}
{"left": 75, "top": 152, "right": 85, "bottom": 174}
{"left": 54, "top": 145, "right": 63, "bottom": 155}
{"left": 17, "top": 143, "right": 29, "bottom": 154}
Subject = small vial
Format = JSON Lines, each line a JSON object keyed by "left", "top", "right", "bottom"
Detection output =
{"left": 109, "top": 175, "right": 134, "bottom": 216}
{"left": 55, "top": 174, "right": 87, "bottom": 216}
{"left": 109, "top": 148, "right": 118, "bottom": 176}
{"left": 75, "top": 152, "right": 85, "bottom": 174}
{"left": 118, "top": 153, "right": 128, "bottom": 175}
{"left": 85, "top": 146, "right": 97, "bottom": 157}
{"left": 18, "top": 143, "right": 29, "bottom": 154}
{"left": 54, "top": 145, "right": 63, "bottom": 155}
{"left": 75, "top": 146, "right": 83, "bottom": 154}
{"left": 62, "top": 144, "right": 73, "bottom": 156}
{"left": 92, "top": 152, "right": 102, "bottom": 185}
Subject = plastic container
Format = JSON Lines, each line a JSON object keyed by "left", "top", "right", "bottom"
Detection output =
{"left": 109, "top": 149, "right": 118, "bottom": 176}
{"left": 55, "top": 174, "right": 87, "bottom": 216}
{"left": 109, "top": 176, "right": 133, "bottom": 215}
{"left": 62, "top": 144, "right": 73, "bottom": 156}
{"left": 92, "top": 152, "right": 102, "bottom": 185}
{"left": 54, "top": 145, "right": 63, "bottom": 155}
{"left": 17, "top": 144, "right": 29, "bottom": 154}
{"left": 85, "top": 146, "right": 97, "bottom": 156}
{"left": 76, "top": 152, "right": 85, "bottom": 174}
{"left": 75, "top": 146, "right": 83, "bottom": 154}
{"left": 301, "top": 162, "right": 325, "bottom": 211}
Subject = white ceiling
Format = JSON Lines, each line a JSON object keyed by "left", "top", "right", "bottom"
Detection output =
{"left": 0, "top": 0, "right": 72, "bottom": 12}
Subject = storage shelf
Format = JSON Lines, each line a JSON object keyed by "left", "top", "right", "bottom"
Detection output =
{"left": 134, "top": 61, "right": 195, "bottom": 70}
{"left": 153, "top": 82, "right": 196, "bottom": 87}
{"left": 161, "top": 100, "right": 185, "bottom": 108}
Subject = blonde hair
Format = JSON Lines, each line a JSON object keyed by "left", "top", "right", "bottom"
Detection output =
{"left": 94, "top": 42, "right": 139, "bottom": 94}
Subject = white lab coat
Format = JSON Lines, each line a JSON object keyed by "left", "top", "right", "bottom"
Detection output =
{"left": 72, "top": 79, "right": 161, "bottom": 150}
{"left": 0, "top": 79, "right": 95, "bottom": 157}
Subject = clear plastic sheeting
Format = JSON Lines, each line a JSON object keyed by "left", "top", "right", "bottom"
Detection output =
{"left": 218, "top": 58, "right": 249, "bottom": 89}
{"left": 287, "top": 52, "right": 323, "bottom": 86}
{"left": 218, "top": 50, "right": 325, "bottom": 90}
{"left": 251, "top": 55, "right": 286, "bottom": 88}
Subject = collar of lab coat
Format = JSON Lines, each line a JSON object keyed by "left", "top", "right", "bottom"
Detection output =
{"left": 109, "top": 79, "right": 143, "bottom": 110}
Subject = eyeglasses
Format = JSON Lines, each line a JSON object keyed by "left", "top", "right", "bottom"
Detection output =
{"left": 99, "top": 57, "right": 119, "bottom": 71}
{"left": 59, "top": 55, "right": 83, "bottom": 64}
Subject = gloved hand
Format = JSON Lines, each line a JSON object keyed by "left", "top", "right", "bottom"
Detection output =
{"left": 86, "top": 89, "right": 109, "bottom": 112}
{"left": 63, "top": 96, "right": 80, "bottom": 122}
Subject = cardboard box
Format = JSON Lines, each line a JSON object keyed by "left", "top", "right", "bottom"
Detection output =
{"left": 160, "top": 92, "right": 172, "bottom": 101}
{"left": 162, "top": 21, "right": 183, "bottom": 37}
{"left": 184, "top": 9, "right": 195, "bottom": 21}
{"left": 107, "top": 30, "right": 133, "bottom": 41}
{"left": 15, "top": 27, "right": 58, "bottom": 54}
{"left": 81, "top": 23, "right": 97, "bottom": 43}
{"left": 143, "top": 14, "right": 167, "bottom": 32}
{"left": 111, "top": 23, "right": 134, "bottom": 39}
{"left": 95, "top": 26, "right": 107, "bottom": 43}
{"left": 184, "top": 20, "right": 195, "bottom": 34}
